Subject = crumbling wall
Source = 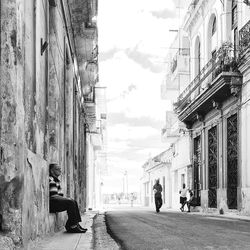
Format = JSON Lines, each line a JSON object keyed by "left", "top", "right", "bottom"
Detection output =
{"left": 0, "top": 0, "right": 25, "bottom": 246}
{"left": 0, "top": 0, "right": 89, "bottom": 248}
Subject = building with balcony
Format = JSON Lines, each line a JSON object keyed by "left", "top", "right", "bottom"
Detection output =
{"left": 160, "top": 0, "right": 193, "bottom": 211}
{"left": 173, "top": 0, "right": 250, "bottom": 214}
{"left": 84, "top": 86, "right": 107, "bottom": 210}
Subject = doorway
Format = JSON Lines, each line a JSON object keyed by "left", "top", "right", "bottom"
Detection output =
{"left": 227, "top": 114, "right": 238, "bottom": 209}
{"left": 193, "top": 136, "right": 201, "bottom": 206}
{"left": 208, "top": 126, "right": 218, "bottom": 208}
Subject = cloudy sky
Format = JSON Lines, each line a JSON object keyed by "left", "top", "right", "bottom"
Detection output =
{"left": 98, "top": 0, "right": 186, "bottom": 194}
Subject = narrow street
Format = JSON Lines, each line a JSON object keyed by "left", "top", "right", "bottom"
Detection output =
{"left": 104, "top": 208, "right": 250, "bottom": 250}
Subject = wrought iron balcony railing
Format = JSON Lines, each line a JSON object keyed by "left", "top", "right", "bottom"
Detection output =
{"left": 239, "top": 19, "right": 250, "bottom": 57}
{"left": 175, "top": 43, "right": 239, "bottom": 110}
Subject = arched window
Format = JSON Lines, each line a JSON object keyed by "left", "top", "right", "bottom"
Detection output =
{"left": 194, "top": 37, "right": 201, "bottom": 77}
{"left": 212, "top": 17, "right": 216, "bottom": 36}
{"left": 207, "top": 14, "right": 217, "bottom": 60}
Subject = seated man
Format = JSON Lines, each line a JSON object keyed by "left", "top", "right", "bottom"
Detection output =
{"left": 49, "top": 163, "right": 87, "bottom": 233}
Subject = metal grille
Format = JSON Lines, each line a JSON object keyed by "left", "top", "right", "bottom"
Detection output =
{"left": 239, "top": 19, "right": 250, "bottom": 57}
{"left": 208, "top": 126, "right": 217, "bottom": 208}
{"left": 227, "top": 114, "right": 238, "bottom": 209}
{"left": 194, "top": 136, "right": 201, "bottom": 206}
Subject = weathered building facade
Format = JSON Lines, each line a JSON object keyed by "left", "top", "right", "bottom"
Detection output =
{"left": 171, "top": 0, "right": 250, "bottom": 214}
{"left": 0, "top": 0, "right": 102, "bottom": 248}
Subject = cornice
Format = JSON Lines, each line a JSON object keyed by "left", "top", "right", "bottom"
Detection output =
{"left": 183, "top": 0, "right": 210, "bottom": 35}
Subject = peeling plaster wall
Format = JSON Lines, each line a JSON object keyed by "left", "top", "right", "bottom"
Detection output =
{"left": 0, "top": 0, "right": 25, "bottom": 246}
{"left": 0, "top": 0, "right": 89, "bottom": 248}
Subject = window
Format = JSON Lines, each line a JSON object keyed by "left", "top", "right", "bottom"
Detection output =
{"left": 232, "top": 0, "right": 237, "bottom": 29}
{"left": 194, "top": 37, "right": 201, "bottom": 77}
{"left": 198, "top": 41, "right": 201, "bottom": 73}
{"left": 211, "top": 50, "right": 217, "bottom": 80}
{"left": 181, "top": 174, "right": 185, "bottom": 186}
{"left": 212, "top": 17, "right": 216, "bottom": 36}
{"left": 174, "top": 171, "right": 178, "bottom": 192}
{"left": 234, "top": 27, "right": 238, "bottom": 57}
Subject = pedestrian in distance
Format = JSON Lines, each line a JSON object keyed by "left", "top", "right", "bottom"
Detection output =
{"left": 179, "top": 183, "right": 188, "bottom": 212}
{"left": 49, "top": 163, "right": 87, "bottom": 233}
{"left": 153, "top": 179, "right": 163, "bottom": 213}
{"left": 184, "top": 190, "right": 196, "bottom": 212}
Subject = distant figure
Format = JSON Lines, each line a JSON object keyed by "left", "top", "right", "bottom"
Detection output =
{"left": 130, "top": 193, "right": 134, "bottom": 207}
{"left": 184, "top": 190, "right": 196, "bottom": 212}
{"left": 153, "top": 179, "right": 163, "bottom": 213}
{"left": 49, "top": 163, "right": 87, "bottom": 233}
{"left": 179, "top": 183, "right": 188, "bottom": 212}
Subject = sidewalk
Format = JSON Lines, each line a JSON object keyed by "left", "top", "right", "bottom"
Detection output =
{"left": 163, "top": 207, "right": 250, "bottom": 222}
{"left": 199, "top": 210, "right": 250, "bottom": 221}
{"left": 31, "top": 211, "right": 98, "bottom": 250}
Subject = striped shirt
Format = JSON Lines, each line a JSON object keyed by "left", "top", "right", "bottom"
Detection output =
{"left": 49, "top": 176, "right": 63, "bottom": 197}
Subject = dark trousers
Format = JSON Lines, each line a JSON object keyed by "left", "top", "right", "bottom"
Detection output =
{"left": 155, "top": 196, "right": 162, "bottom": 212}
{"left": 180, "top": 197, "right": 187, "bottom": 208}
{"left": 50, "top": 195, "right": 82, "bottom": 229}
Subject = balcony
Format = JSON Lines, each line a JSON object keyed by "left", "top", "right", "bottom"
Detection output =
{"left": 174, "top": 44, "right": 242, "bottom": 126}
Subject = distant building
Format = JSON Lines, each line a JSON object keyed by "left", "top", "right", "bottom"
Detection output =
{"left": 141, "top": 150, "right": 172, "bottom": 209}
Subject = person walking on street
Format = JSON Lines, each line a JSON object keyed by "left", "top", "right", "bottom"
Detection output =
{"left": 185, "top": 190, "right": 196, "bottom": 212}
{"left": 49, "top": 163, "right": 87, "bottom": 233}
{"left": 179, "top": 183, "right": 188, "bottom": 212}
{"left": 153, "top": 179, "right": 163, "bottom": 213}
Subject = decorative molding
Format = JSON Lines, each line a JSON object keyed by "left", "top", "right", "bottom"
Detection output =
{"left": 212, "top": 100, "right": 221, "bottom": 110}
{"left": 184, "top": 0, "right": 210, "bottom": 33}
{"left": 230, "top": 85, "right": 241, "bottom": 97}
{"left": 196, "top": 112, "right": 204, "bottom": 122}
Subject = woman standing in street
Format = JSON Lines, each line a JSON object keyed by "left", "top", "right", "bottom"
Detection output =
{"left": 179, "top": 183, "right": 188, "bottom": 212}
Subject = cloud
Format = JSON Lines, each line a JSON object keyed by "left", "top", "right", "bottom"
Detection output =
{"left": 151, "top": 9, "right": 176, "bottom": 19}
{"left": 108, "top": 113, "right": 165, "bottom": 129}
{"left": 98, "top": 0, "right": 179, "bottom": 194}
{"left": 107, "top": 123, "right": 159, "bottom": 142}
{"left": 100, "top": 51, "right": 171, "bottom": 120}
{"left": 125, "top": 46, "right": 164, "bottom": 73}
{"left": 99, "top": 47, "right": 120, "bottom": 61}
{"left": 120, "top": 84, "right": 137, "bottom": 98}
{"left": 98, "top": 0, "right": 179, "bottom": 53}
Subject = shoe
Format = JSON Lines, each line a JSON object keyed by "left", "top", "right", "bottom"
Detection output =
{"left": 67, "top": 226, "right": 87, "bottom": 233}
{"left": 187, "top": 210, "right": 190, "bottom": 213}
{"left": 77, "top": 224, "right": 88, "bottom": 231}
{"left": 180, "top": 208, "right": 184, "bottom": 212}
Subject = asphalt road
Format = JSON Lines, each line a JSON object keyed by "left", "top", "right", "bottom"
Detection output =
{"left": 105, "top": 208, "right": 250, "bottom": 250}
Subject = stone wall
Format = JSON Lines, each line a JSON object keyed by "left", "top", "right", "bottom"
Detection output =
{"left": 0, "top": 0, "right": 91, "bottom": 248}
{"left": 0, "top": 0, "right": 25, "bottom": 246}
